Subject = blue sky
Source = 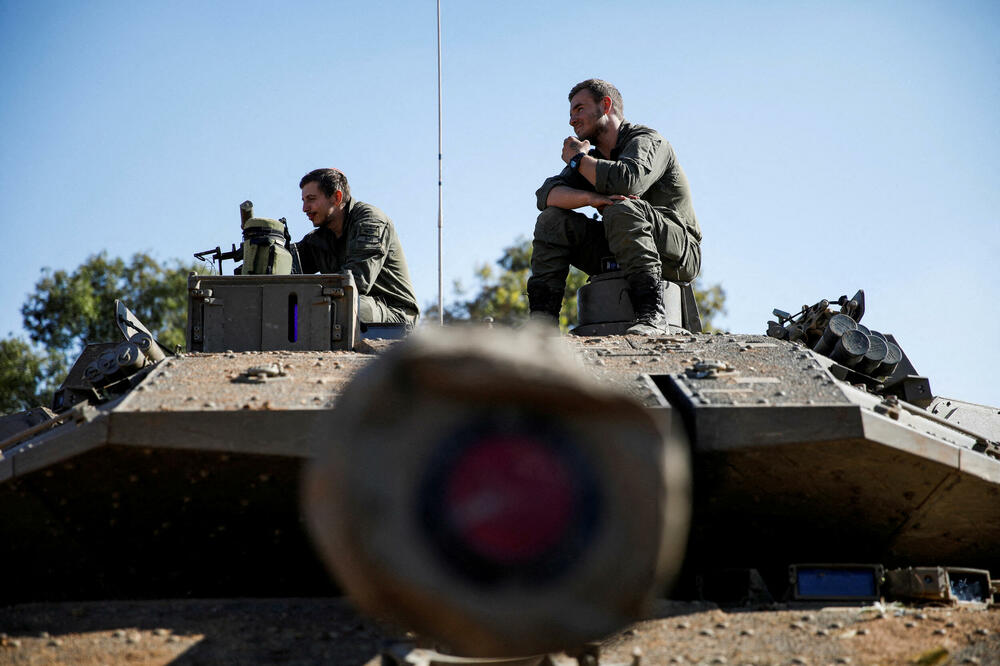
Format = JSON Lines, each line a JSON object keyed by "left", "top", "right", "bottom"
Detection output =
{"left": 1, "top": 1, "right": 998, "bottom": 406}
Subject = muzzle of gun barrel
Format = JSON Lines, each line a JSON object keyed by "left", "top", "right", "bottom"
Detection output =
{"left": 130, "top": 332, "right": 165, "bottom": 363}
{"left": 813, "top": 313, "right": 857, "bottom": 356}
{"left": 876, "top": 342, "right": 903, "bottom": 378}
{"left": 830, "top": 329, "right": 870, "bottom": 368}
{"left": 854, "top": 334, "right": 888, "bottom": 376}
{"left": 115, "top": 341, "right": 147, "bottom": 375}
{"left": 83, "top": 362, "right": 105, "bottom": 386}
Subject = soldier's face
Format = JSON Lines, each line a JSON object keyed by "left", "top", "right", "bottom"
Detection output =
{"left": 569, "top": 90, "right": 606, "bottom": 142}
{"left": 301, "top": 182, "right": 339, "bottom": 228}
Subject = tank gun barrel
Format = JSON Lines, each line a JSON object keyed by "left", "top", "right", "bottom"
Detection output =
{"left": 303, "top": 327, "right": 692, "bottom": 657}
{"left": 193, "top": 244, "right": 241, "bottom": 274}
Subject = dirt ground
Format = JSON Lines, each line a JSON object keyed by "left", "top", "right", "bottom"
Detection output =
{"left": 1, "top": 598, "right": 998, "bottom": 666}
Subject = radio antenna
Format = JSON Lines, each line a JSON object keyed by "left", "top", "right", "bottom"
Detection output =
{"left": 436, "top": 0, "right": 444, "bottom": 326}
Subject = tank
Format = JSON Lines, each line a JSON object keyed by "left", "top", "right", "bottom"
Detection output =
{"left": 2, "top": 216, "right": 998, "bottom": 659}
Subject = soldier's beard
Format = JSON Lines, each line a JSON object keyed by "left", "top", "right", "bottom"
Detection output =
{"left": 578, "top": 111, "right": 610, "bottom": 144}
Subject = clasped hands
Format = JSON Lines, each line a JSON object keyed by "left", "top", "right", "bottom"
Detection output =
{"left": 561, "top": 136, "right": 591, "bottom": 164}
{"left": 561, "top": 137, "right": 636, "bottom": 212}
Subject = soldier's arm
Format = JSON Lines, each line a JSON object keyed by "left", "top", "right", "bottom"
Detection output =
{"left": 343, "top": 212, "right": 389, "bottom": 294}
{"left": 544, "top": 185, "right": 622, "bottom": 211}
{"left": 594, "top": 131, "right": 671, "bottom": 197}
{"left": 536, "top": 169, "right": 603, "bottom": 211}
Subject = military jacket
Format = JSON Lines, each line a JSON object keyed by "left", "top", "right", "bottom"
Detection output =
{"left": 535, "top": 122, "right": 702, "bottom": 241}
{"left": 296, "top": 199, "right": 419, "bottom": 316}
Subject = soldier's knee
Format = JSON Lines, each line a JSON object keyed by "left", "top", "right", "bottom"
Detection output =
{"left": 536, "top": 206, "right": 567, "bottom": 226}
{"left": 602, "top": 200, "right": 653, "bottom": 236}
{"left": 602, "top": 198, "right": 647, "bottom": 222}
{"left": 535, "top": 207, "right": 575, "bottom": 243}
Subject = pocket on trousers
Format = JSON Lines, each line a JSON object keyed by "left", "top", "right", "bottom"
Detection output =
{"left": 658, "top": 218, "right": 687, "bottom": 264}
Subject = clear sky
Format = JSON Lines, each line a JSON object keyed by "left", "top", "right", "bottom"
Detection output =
{"left": 1, "top": 1, "right": 998, "bottom": 406}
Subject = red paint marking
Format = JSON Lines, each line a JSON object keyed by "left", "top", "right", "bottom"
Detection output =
{"left": 444, "top": 435, "right": 573, "bottom": 564}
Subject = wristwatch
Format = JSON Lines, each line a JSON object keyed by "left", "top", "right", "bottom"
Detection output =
{"left": 569, "top": 152, "right": 587, "bottom": 171}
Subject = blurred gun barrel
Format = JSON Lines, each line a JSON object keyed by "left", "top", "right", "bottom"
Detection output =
{"left": 302, "top": 327, "right": 692, "bottom": 658}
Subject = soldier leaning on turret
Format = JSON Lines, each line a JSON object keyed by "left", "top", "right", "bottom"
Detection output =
{"left": 296, "top": 168, "right": 419, "bottom": 326}
{"left": 527, "top": 79, "right": 703, "bottom": 334}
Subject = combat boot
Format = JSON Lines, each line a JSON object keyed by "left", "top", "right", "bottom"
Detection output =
{"left": 625, "top": 271, "right": 668, "bottom": 336}
{"left": 527, "top": 281, "right": 563, "bottom": 327}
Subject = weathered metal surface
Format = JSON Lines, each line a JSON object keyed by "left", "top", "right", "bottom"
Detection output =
{"left": 569, "top": 334, "right": 850, "bottom": 408}
{"left": 121, "top": 351, "right": 370, "bottom": 413}
{"left": 559, "top": 333, "right": 1000, "bottom": 584}
{"left": 0, "top": 349, "right": 376, "bottom": 603}
{"left": 187, "top": 274, "right": 359, "bottom": 352}
{"left": 928, "top": 395, "right": 1000, "bottom": 441}
{"left": 0, "top": 443, "right": 336, "bottom": 602}
{"left": 0, "top": 406, "right": 55, "bottom": 441}
{"left": 885, "top": 566, "right": 994, "bottom": 605}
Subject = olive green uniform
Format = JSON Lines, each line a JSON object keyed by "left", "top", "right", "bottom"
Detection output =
{"left": 297, "top": 199, "right": 419, "bottom": 324}
{"left": 530, "top": 122, "right": 702, "bottom": 296}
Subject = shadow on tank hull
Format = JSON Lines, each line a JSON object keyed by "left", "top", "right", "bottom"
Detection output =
{"left": 0, "top": 443, "right": 333, "bottom": 602}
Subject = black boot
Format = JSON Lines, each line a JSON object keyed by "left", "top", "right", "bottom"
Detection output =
{"left": 625, "top": 271, "right": 668, "bottom": 335}
{"left": 526, "top": 281, "right": 563, "bottom": 326}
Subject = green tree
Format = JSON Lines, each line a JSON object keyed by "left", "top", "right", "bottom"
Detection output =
{"left": 21, "top": 252, "right": 198, "bottom": 356}
{"left": 1, "top": 252, "right": 200, "bottom": 415}
{"left": 0, "top": 338, "right": 65, "bottom": 414}
{"left": 440, "top": 238, "right": 587, "bottom": 330}
{"left": 693, "top": 282, "right": 727, "bottom": 333}
{"left": 439, "top": 237, "right": 726, "bottom": 331}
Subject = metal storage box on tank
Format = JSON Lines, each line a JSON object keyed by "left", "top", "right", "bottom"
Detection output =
{"left": 187, "top": 273, "right": 358, "bottom": 352}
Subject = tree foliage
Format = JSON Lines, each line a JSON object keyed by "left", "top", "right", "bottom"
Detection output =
{"left": 0, "top": 338, "right": 67, "bottom": 415}
{"left": 693, "top": 282, "right": 727, "bottom": 333}
{"left": 439, "top": 237, "right": 726, "bottom": 331}
{"left": 21, "top": 252, "right": 198, "bottom": 355}
{"left": 1, "top": 252, "right": 200, "bottom": 415}
{"left": 439, "top": 238, "right": 587, "bottom": 330}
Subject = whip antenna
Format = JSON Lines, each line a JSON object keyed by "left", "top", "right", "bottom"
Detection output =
{"left": 436, "top": 0, "right": 444, "bottom": 325}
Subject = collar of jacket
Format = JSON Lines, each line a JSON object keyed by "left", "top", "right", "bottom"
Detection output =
{"left": 341, "top": 197, "right": 356, "bottom": 232}
{"left": 609, "top": 121, "right": 635, "bottom": 159}
{"left": 593, "top": 121, "right": 634, "bottom": 160}
{"left": 316, "top": 197, "right": 355, "bottom": 239}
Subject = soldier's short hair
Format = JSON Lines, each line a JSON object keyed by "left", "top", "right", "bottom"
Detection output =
{"left": 569, "top": 79, "right": 624, "bottom": 119}
{"left": 300, "top": 168, "right": 351, "bottom": 201}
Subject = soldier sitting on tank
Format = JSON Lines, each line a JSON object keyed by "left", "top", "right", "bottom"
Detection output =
{"left": 527, "top": 79, "right": 703, "bottom": 334}
{"left": 296, "top": 168, "right": 420, "bottom": 325}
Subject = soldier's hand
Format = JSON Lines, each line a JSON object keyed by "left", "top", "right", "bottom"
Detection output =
{"left": 562, "top": 137, "right": 592, "bottom": 163}
{"left": 592, "top": 193, "right": 638, "bottom": 212}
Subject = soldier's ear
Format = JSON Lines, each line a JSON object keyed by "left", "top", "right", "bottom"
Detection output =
{"left": 602, "top": 96, "right": 613, "bottom": 115}
{"left": 335, "top": 190, "right": 344, "bottom": 206}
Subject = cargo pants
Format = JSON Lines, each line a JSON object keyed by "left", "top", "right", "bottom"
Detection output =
{"left": 360, "top": 296, "right": 418, "bottom": 326}
{"left": 528, "top": 199, "right": 701, "bottom": 293}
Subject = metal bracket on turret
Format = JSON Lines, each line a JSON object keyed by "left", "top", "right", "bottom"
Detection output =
{"left": 972, "top": 439, "right": 1000, "bottom": 461}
